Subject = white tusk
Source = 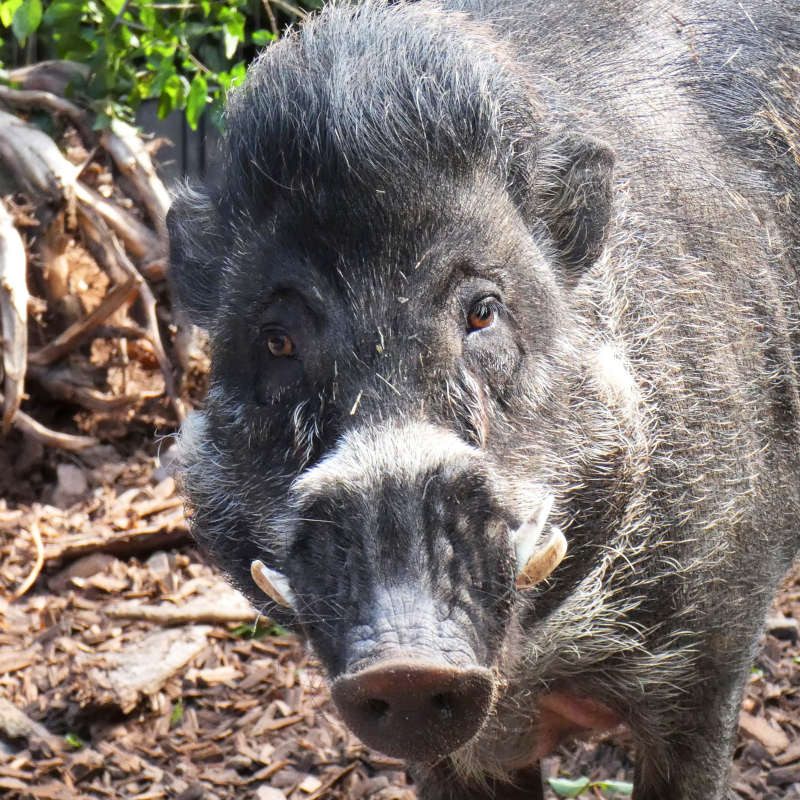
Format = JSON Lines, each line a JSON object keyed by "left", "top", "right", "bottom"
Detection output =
{"left": 515, "top": 525, "right": 567, "bottom": 589}
{"left": 513, "top": 494, "right": 554, "bottom": 569}
{"left": 251, "top": 560, "right": 294, "bottom": 608}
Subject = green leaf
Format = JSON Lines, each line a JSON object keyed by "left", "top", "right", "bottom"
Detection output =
{"left": 170, "top": 698, "right": 184, "bottom": 726}
{"left": 1, "top": 0, "right": 24, "bottom": 28}
{"left": 548, "top": 777, "right": 591, "bottom": 798}
{"left": 231, "top": 620, "right": 289, "bottom": 639}
{"left": 591, "top": 780, "right": 634, "bottom": 795}
{"left": 223, "top": 26, "right": 238, "bottom": 59}
{"left": 251, "top": 29, "right": 276, "bottom": 46}
{"left": 65, "top": 732, "right": 84, "bottom": 750}
{"left": 185, "top": 72, "right": 208, "bottom": 129}
{"left": 101, "top": 0, "right": 126, "bottom": 14}
{"left": 11, "top": 0, "right": 41, "bottom": 42}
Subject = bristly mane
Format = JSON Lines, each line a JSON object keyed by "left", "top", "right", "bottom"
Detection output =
{"left": 221, "top": 0, "right": 543, "bottom": 213}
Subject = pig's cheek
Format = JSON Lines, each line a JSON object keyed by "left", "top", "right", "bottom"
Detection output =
{"left": 464, "top": 329, "right": 523, "bottom": 394}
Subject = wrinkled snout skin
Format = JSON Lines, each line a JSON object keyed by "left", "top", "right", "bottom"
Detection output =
{"left": 167, "top": 1, "right": 800, "bottom": 798}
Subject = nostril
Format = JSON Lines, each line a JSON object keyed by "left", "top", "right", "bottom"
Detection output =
{"left": 366, "top": 697, "right": 390, "bottom": 718}
{"left": 431, "top": 692, "right": 455, "bottom": 719}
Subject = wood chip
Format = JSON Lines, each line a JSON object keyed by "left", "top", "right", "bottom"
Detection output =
{"left": 80, "top": 625, "right": 211, "bottom": 713}
{"left": 739, "top": 710, "right": 791, "bottom": 753}
{"left": 298, "top": 775, "right": 322, "bottom": 793}
{"left": 0, "top": 649, "right": 37, "bottom": 674}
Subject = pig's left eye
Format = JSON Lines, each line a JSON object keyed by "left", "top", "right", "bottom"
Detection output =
{"left": 267, "top": 333, "right": 295, "bottom": 357}
{"left": 467, "top": 298, "right": 497, "bottom": 332}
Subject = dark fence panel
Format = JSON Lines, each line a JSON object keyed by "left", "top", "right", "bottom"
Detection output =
{"left": 136, "top": 101, "right": 224, "bottom": 188}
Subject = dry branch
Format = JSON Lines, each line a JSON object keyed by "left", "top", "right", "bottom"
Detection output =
{"left": 0, "top": 698, "right": 64, "bottom": 752}
{"left": 74, "top": 180, "right": 161, "bottom": 259}
{"left": 0, "top": 110, "right": 161, "bottom": 258}
{"left": 0, "top": 198, "right": 29, "bottom": 431}
{"left": 43, "top": 513, "right": 189, "bottom": 563}
{"left": 0, "top": 390, "right": 98, "bottom": 450}
{"left": 28, "top": 364, "right": 161, "bottom": 412}
{"left": 7, "top": 60, "right": 90, "bottom": 97}
{"left": 101, "top": 119, "right": 171, "bottom": 237}
{"left": 12, "top": 521, "right": 43, "bottom": 599}
{"left": 29, "top": 277, "right": 139, "bottom": 366}
{"left": 0, "top": 108, "right": 78, "bottom": 202}
{"left": 107, "top": 587, "right": 255, "bottom": 626}
{"left": 0, "top": 84, "right": 94, "bottom": 146}
{"left": 79, "top": 207, "right": 185, "bottom": 419}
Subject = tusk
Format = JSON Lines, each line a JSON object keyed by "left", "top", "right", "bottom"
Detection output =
{"left": 513, "top": 494, "right": 554, "bottom": 570}
{"left": 251, "top": 559, "right": 294, "bottom": 608}
{"left": 515, "top": 525, "right": 567, "bottom": 589}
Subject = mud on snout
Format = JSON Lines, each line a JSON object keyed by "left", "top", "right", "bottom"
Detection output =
{"left": 251, "top": 421, "right": 565, "bottom": 762}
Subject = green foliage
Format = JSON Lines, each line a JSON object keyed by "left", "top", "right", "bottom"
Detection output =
{"left": 548, "top": 776, "right": 633, "bottom": 797}
{"left": 170, "top": 698, "right": 184, "bottom": 727}
{"left": 64, "top": 731, "right": 84, "bottom": 749}
{"left": 0, "top": 0, "right": 320, "bottom": 129}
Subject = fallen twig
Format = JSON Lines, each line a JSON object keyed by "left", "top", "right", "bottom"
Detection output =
{"left": 7, "top": 60, "right": 90, "bottom": 97}
{"left": 0, "top": 110, "right": 160, "bottom": 258}
{"left": 0, "top": 389, "right": 98, "bottom": 450}
{"left": 13, "top": 520, "right": 43, "bottom": 599}
{"left": 74, "top": 180, "right": 160, "bottom": 260}
{"left": 0, "top": 198, "right": 29, "bottom": 431}
{"left": 107, "top": 594, "right": 255, "bottom": 626}
{"left": 305, "top": 762, "right": 358, "bottom": 800}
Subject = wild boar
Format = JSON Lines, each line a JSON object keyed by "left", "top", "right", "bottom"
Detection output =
{"left": 167, "top": 1, "right": 800, "bottom": 797}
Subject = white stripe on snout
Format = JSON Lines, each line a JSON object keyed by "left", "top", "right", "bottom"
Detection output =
{"left": 291, "top": 421, "right": 478, "bottom": 502}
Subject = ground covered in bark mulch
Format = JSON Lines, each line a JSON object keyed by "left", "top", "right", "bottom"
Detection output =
{"left": 1, "top": 434, "right": 799, "bottom": 800}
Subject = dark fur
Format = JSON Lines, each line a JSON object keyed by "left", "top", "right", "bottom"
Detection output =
{"left": 168, "top": 2, "right": 800, "bottom": 798}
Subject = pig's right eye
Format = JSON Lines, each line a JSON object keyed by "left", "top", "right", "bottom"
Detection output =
{"left": 466, "top": 297, "right": 499, "bottom": 332}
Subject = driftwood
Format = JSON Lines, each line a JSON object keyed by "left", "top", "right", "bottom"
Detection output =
{"left": 0, "top": 60, "right": 184, "bottom": 449}
{"left": 7, "top": 60, "right": 90, "bottom": 97}
{"left": 0, "top": 198, "right": 28, "bottom": 431}
{"left": 74, "top": 625, "right": 212, "bottom": 714}
{"left": 101, "top": 119, "right": 171, "bottom": 238}
{"left": 0, "top": 84, "right": 94, "bottom": 146}
{"left": 78, "top": 207, "right": 185, "bottom": 419}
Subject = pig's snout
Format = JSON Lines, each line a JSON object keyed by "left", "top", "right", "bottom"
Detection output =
{"left": 332, "top": 658, "right": 494, "bottom": 760}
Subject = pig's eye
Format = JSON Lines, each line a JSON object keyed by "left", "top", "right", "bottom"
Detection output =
{"left": 467, "top": 299, "right": 496, "bottom": 332}
{"left": 267, "top": 333, "right": 295, "bottom": 357}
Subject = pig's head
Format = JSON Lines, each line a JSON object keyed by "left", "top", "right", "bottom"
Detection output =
{"left": 168, "top": 1, "right": 621, "bottom": 763}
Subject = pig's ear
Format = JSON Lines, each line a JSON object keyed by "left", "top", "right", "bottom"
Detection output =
{"left": 167, "top": 184, "right": 225, "bottom": 329}
{"left": 534, "top": 133, "right": 615, "bottom": 284}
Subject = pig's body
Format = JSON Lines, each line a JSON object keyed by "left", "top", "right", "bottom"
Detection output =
{"left": 168, "top": 1, "right": 800, "bottom": 798}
